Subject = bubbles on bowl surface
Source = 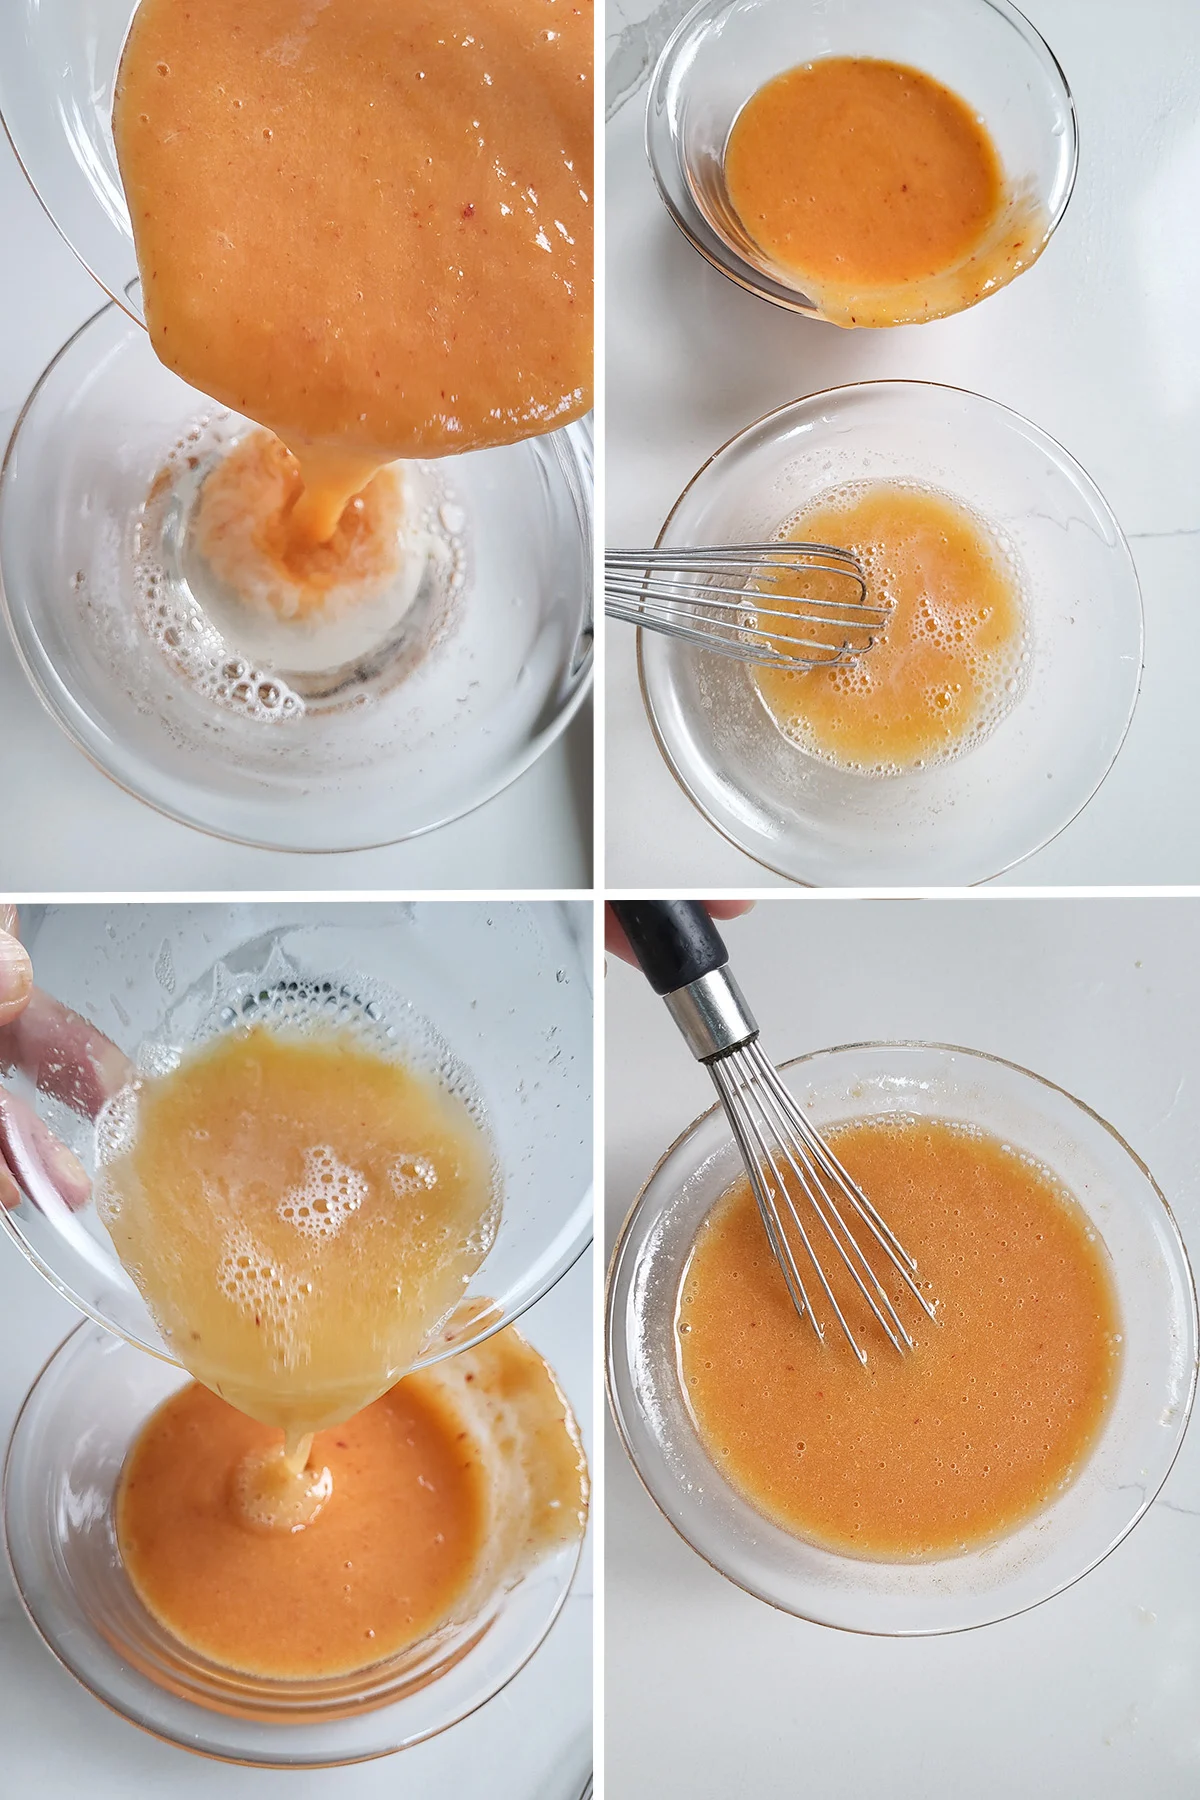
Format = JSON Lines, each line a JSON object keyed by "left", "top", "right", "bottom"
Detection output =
{"left": 278, "top": 1145, "right": 368, "bottom": 1241}
{"left": 217, "top": 1222, "right": 311, "bottom": 1368}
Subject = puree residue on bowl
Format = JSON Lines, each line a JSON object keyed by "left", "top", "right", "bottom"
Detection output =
{"left": 724, "top": 56, "right": 1048, "bottom": 327}
{"left": 678, "top": 1117, "right": 1122, "bottom": 1560}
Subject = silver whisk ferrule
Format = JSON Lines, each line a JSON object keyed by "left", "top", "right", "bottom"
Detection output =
{"left": 605, "top": 542, "right": 888, "bottom": 669}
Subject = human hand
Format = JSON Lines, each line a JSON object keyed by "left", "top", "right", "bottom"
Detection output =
{"left": 605, "top": 900, "right": 755, "bottom": 967}
{"left": 0, "top": 906, "right": 134, "bottom": 1211}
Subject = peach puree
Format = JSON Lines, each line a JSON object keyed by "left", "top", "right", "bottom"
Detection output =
{"left": 724, "top": 57, "right": 1047, "bottom": 328}
{"left": 113, "top": 0, "right": 593, "bottom": 554}
{"left": 754, "top": 482, "right": 1025, "bottom": 774}
{"left": 95, "top": 1024, "right": 498, "bottom": 1475}
{"left": 117, "top": 1323, "right": 588, "bottom": 1679}
{"left": 678, "top": 1118, "right": 1121, "bottom": 1559}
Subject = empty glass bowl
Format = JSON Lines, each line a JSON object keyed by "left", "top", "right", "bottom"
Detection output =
{"left": 646, "top": 0, "right": 1077, "bottom": 319}
{"left": 5, "top": 1320, "right": 584, "bottom": 1764}
{"left": 638, "top": 382, "right": 1143, "bottom": 886}
{"left": 607, "top": 1042, "right": 1197, "bottom": 1635}
{"left": 0, "top": 902, "right": 592, "bottom": 1371}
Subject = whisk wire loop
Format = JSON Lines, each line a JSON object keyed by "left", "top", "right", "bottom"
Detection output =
{"left": 754, "top": 1056, "right": 937, "bottom": 1329}
{"left": 605, "top": 542, "right": 888, "bottom": 670}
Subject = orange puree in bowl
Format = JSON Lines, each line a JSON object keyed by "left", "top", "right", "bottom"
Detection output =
{"left": 117, "top": 1324, "right": 588, "bottom": 1680}
{"left": 113, "top": 0, "right": 593, "bottom": 548}
{"left": 118, "top": 1377, "right": 484, "bottom": 1678}
{"left": 754, "top": 481, "right": 1026, "bottom": 774}
{"left": 678, "top": 1118, "right": 1121, "bottom": 1559}
{"left": 724, "top": 57, "right": 1047, "bottom": 327}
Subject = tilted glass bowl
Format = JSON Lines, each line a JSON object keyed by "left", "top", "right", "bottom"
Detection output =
{"left": 1, "top": 902, "right": 593, "bottom": 1373}
{"left": 607, "top": 1042, "right": 1196, "bottom": 1635}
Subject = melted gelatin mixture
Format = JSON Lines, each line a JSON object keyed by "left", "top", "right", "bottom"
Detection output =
{"left": 96, "top": 1023, "right": 498, "bottom": 1454}
{"left": 679, "top": 1118, "right": 1121, "bottom": 1559}
{"left": 118, "top": 1323, "right": 588, "bottom": 1678}
{"left": 192, "top": 431, "right": 409, "bottom": 624}
{"left": 724, "top": 57, "right": 1047, "bottom": 328}
{"left": 754, "top": 481, "right": 1026, "bottom": 774}
{"left": 114, "top": 0, "right": 592, "bottom": 595}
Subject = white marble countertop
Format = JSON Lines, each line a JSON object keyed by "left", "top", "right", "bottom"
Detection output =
{"left": 605, "top": 0, "right": 1200, "bottom": 887}
{"left": 0, "top": 1235, "right": 592, "bottom": 1800}
{"left": 0, "top": 131, "right": 592, "bottom": 893}
{"left": 605, "top": 897, "right": 1200, "bottom": 1796}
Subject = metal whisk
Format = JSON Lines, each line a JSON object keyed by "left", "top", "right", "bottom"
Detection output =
{"left": 611, "top": 901, "right": 935, "bottom": 1363}
{"left": 605, "top": 542, "right": 887, "bottom": 669}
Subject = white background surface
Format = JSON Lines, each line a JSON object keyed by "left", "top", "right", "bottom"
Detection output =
{"left": 605, "top": 0, "right": 1200, "bottom": 887}
{"left": 0, "top": 1237, "right": 592, "bottom": 1800}
{"left": 605, "top": 897, "right": 1200, "bottom": 1796}
{"left": 0, "top": 131, "right": 592, "bottom": 892}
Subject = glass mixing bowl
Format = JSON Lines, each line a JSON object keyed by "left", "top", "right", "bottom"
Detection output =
{"left": 606, "top": 1043, "right": 1197, "bottom": 1636}
{"left": 5, "top": 1320, "right": 584, "bottom": 1765}
{"left": 0, "top": 902, "right": 592, "bottom": 1370}
{"left": 638, "top": 382, "right": 1143, "bottom": 886}
{"left": 0, "top": 3, "right": 593, "bottom": 850}
{"left": 645, "top": 0, "right": 1076, "bottom": 319}
{"left": 0, "top": 308, "right": 592, "bottom": 850}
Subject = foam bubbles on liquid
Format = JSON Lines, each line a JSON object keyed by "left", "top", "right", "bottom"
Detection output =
{"left": 217, "top": 1221, "right": 310, "bottom": 1368}
{"left": 390, "top": 1154, "right": 439, "bottom": 1198}
{"left": 760, "top": 478, "right": 1031, "bottom": 779}
{"left": 278, "top": 1145, "right": 369, "bottom": 1241}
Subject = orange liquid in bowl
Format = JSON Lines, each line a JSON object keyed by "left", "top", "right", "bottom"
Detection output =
{"left": 118, "top": 1324, "right": 588, "bottom": 1680}
{"left": 724, "top": 57, "right": 1047, "bottom": 327}
{"left": 678, "top": 1118, "right": 1121, "bottom": 1560}
{"left": 753, "top": 481, "right": 1027, "bottom": 775}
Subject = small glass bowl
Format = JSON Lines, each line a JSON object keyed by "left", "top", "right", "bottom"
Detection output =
{"left": 0, "top": 902, "right": 592, "bottom": 1376}
{"left": 4, "top": 1321, "right": 584, "bottom": 1765}
{"left": 646, "top": 0, "right": 1077, "bottom": 320}
{"left": 0, "top": 307, "right": 592, "bottom": 851}
{"left": 638, "top": 382, "right": 1142, "bottom": 886}
{"left": 606, "top": 1043, "right": 1197, "bottom": 1636}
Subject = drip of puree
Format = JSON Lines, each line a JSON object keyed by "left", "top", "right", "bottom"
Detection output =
{"left": 724, "top": 57, "right": 1047, "bottom": 328}
{"left": 117, "top": 1323, "right": 588, "bottom": 1679}
{"left": 754, "top": 482, "right": 1026, "bottom": 774}
{"left": 678, "top": 1118, "right": 1121, "bottom": 1559}
{"left": 96, "top": 1023, "right": 498, "bottom": 1467}
{"left": 113, "top": 0, "right": 592, "bottom": 565}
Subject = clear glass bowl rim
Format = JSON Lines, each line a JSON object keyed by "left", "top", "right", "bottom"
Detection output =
{"left": 635, "top": 377, "right": 1144, "bottom": 887}
{"left": 643, "top": 0, "right": 1080, "bottom": 315}
{"left": 605, "top": 1038, "right": 1199, "bottom": 1636}
{"left": 0, "top": 299, "right": 594, "bottom": 854}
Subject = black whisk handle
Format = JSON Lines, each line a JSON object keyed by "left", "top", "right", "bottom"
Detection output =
{"left": 609, "top": 901, "right": 730, "bottom": 996}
